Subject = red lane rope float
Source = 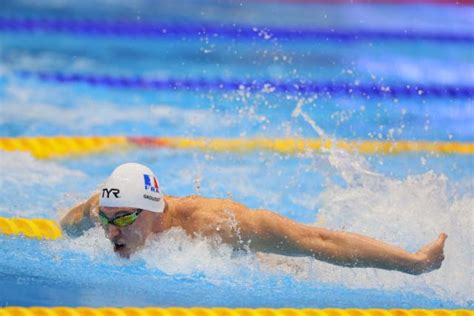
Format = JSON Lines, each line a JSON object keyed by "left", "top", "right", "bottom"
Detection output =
{"left": 1, "top": 136, "right": 473, "bottom": 159}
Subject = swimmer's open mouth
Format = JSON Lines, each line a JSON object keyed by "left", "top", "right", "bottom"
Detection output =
{"left": 113, "top": 242, "right": 126, "bottom": 252}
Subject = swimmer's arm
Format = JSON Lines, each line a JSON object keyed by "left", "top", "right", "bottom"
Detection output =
{"left": 237, "top": 209, "right": 447, "bottom": 275}
{"left": 59, "top": 193, "right": 100, "bottom": 237}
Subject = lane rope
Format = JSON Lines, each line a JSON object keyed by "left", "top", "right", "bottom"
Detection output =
{"left": 0, "top": 307, "right": 472, "bottom": 316}
{"left": 0, "top": 217, "right": 62, "bottom": 240}
{"left": 1, "top": 17, "right": 472, "bottom": 43}
{"left": 0, "top": 136, "right": 129, "bottom": 159}
{"left": 1, "top": 136, "right": 473, "bottom": 159}
{"left": 15, "top": 70, "right": 474, "bottom": 99}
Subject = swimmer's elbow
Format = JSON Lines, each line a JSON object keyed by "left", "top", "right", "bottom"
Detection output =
{"left": 59, "top": 201, "right": 97, "bottom": 237}
{"left": 60, "top": 214, "right": 96, "bottom": 238}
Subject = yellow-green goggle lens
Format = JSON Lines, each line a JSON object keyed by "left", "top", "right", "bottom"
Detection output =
{"left": 98, "top": 211, "right": 140, "bottom": 227}
{"left": 99, "top": 213, "right": 109, "bottom": 226}
{"left": 113, "top": 213, "right": 138, "bottom": 227}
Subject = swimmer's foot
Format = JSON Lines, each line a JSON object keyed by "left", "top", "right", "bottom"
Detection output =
{"left": 411, "top": 233, "right": 447, "bottom": 275}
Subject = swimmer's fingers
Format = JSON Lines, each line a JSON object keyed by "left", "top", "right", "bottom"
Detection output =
{"left": 438, "top": 232, "right": 448, "bottom": 246}
{"left": 435, "top": 232, "right": 448, "bottom": 262}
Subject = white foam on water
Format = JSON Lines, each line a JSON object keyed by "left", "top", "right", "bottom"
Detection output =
{"left": 361, "top": 57, "right": 474, "bottom": 85}
{"left": 0, "top": 151, "right": 84, "bottom": 186}
{"left": 0, "top": 151, "right": 86, "bottom": 216}
{"left": 47, "top": 225, "right": 259, "bottom": 287}
{"left": 136, "top": 228, "right": 257, "bottom": 284}
{"left": 4, "top": 52, "right": 98, "bottom": 73}
{"left": 48, "top": 226, "right": 115, "bottom": 260}
{"left": 2, "top": 81, "right": 237, "bottom": 133}
{"left": 0, "top": 101, "right": 234, "bottom": 133}
{"left": 316, "top": 169, "right": 472, "bottom": 304}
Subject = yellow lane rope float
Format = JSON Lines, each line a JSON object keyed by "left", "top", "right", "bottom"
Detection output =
{"left": 0, "top": 217, "right": 62, "bottom": 240}
{"left": 0, "top": 308, "right": 472, "bottom": 316}
{"left": 1, "top": 136, "right": 473, "bottom": 159}
{"left": 0, "top": 136, "right": 129, "bottom": 159}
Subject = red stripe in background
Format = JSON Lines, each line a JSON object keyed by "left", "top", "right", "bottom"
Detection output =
{"left": 258, "top": 0, "right": 473, "bottom": 5}
{"left": 128, "top": 137, "right": 170, "bottom": 147}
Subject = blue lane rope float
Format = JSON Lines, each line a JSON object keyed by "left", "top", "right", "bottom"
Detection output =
{"left": 15, "top": 70, "right": 474, "bottom": 99}
{"left": 0, "top": 17, "right": 473, "bottom": 43}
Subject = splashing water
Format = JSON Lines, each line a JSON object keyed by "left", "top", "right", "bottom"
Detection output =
{"left": 284, "top": 98, "right": 474, "bottom": 305}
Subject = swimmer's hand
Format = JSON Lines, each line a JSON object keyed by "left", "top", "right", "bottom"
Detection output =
{"left": 412, "top": 233, "right": 447, "bottom": 275}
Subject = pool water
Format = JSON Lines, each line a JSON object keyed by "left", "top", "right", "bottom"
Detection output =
{"left": 0, "top": 0, "right": 473, "bottom": 309}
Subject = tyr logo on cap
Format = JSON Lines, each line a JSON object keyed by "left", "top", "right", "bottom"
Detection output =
{"left": 143, "top": 174, "right": 160, "bottom": 193}
{"left": 102, "top": 188, "right": 120, "bottom": 198}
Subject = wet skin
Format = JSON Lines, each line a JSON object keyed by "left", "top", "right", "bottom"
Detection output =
{"left": 62, "top": 194, "right": 447, "bottom": 275}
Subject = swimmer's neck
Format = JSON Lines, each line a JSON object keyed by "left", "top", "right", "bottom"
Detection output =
{"left": 151, "top": 198, "right": 174, "bottom": 234}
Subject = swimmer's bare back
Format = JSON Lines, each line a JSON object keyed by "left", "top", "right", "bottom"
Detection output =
{"left": 61, "top": 193, "right": 447, "bottom": 275}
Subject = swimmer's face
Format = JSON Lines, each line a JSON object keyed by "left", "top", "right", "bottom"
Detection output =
{"left": 99, "top": 207, "right": 154, "bottom": 258}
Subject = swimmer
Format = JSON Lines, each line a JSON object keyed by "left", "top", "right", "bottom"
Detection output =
{"left": 60, "top": 163, "right": 447, "bottom": 275}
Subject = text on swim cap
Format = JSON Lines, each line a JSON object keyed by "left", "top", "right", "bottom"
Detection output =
{"left": 143, "top": 174, "right": 160, "bottom": 193}
{"left": 102, "top": 188, "right": 120, "bottom": 198}
{"left": 143, "top": 194, "right": 160, "bottom": 202}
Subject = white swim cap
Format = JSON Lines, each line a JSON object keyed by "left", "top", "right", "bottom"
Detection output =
{"left": 99, "top": 163, "right": 165, "bottom": 213}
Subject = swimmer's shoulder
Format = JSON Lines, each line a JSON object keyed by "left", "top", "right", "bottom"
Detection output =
{"left": 164, "top": 194, "right": 202, "bottom": 216}
{"left": 164, "top": 194, "right": 204, "bottom": 204}
{"left": 165, "top": 194, "right": 247, "bottom": 214}
{"left": 170, "top": 194, "right": 242, "bottom": 204}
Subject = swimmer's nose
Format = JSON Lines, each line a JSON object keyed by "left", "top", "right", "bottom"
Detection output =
{"left": 105, "top": 224, "right": 121, "bottom": 240}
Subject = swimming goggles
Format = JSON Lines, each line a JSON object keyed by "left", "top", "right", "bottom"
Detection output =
{"left": 98, "top": 209, "right": 143, "bottom": 227}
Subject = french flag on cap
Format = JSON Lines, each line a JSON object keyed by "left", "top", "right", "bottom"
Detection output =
{"left": 143, "top": 174, "right": 160, "bottom": 193}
